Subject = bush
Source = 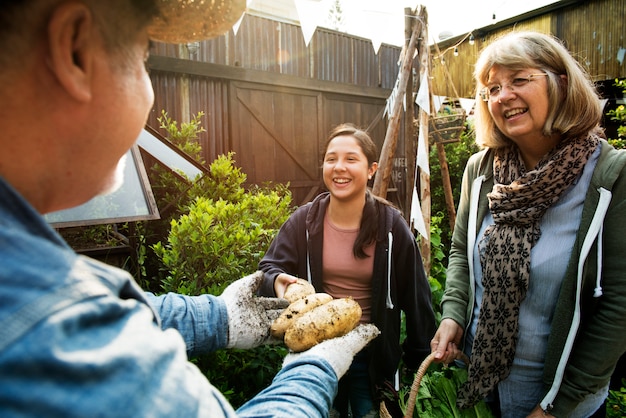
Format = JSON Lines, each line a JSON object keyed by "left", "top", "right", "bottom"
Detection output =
{"left": 149, "top": 152, "right": 293, "bottom": 407}
{"left": 427, "top": 213, "right": 446, "bottom": 324}
{"left": 607, "top": 379, "right": 626, "bottom": 417}
{"left": 607, "top": 79, "right": 626, "bottom": 150}
{"left": 153, "top": 180, "right": 292, "bottom": 295}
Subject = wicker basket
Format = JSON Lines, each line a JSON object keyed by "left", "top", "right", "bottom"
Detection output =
{"left": 380, "top": 352, "right": 471, "bottom": 418}
{"left": 427, "top": 112, "right": 466, "bottom": 144}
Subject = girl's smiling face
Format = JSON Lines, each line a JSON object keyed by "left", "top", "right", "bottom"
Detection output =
{"left": 323, "top": 135, "right": 377, "bottom": 203}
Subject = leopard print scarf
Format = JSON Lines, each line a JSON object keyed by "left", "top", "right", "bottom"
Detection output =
{"left": 456, "top": 133, "right": 599, "bottom": 409}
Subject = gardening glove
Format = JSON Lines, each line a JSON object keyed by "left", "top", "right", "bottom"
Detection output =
{"left": 221, "top": 271, "right": 290, "bottom": 349}
{"left": 282, "top": 324, "right": 380, "bottom": 379}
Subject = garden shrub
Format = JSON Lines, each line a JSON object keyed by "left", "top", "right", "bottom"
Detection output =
{"left": 607, "top": 78, "right": 626, "bottom": 150}
{"left": 153, "top": 183, "right": 292, "bottom": 296}
{"left": 150, "top": 152, "right": 293, "bottom": 408}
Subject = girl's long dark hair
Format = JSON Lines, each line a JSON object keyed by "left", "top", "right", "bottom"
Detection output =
{"left": 324, "top": 123, "right": 393, "bottom": 259}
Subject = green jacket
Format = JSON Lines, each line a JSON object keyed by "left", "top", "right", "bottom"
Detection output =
{"left": 442, "top": 139, "right": 626, "bottom": 416}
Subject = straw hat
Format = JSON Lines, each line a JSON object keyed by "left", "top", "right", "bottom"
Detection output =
{"left": 148, "top": 0, "right": 246, "bottom": 44}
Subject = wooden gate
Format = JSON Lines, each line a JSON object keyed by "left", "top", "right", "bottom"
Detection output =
{"left": 231, "top": 83, "right": 402, "bottom": 205}
{"left": 230, "top": 82, "right": 323, "bottom": 205}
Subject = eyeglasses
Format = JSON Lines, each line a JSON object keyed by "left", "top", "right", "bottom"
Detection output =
{"left": 479, "top": 73, "right": 549, "bottom": 102}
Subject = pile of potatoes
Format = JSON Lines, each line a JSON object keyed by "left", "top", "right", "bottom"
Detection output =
{"left": 271, "top": 279, "right": 362, "bottom": 352}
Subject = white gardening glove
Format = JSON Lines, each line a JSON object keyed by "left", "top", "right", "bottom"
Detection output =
{"left": 282, "top": 324, "right": 380, "bottom": 378}
{"left": 221, "top": 271, "right": 290, "bottom": 349}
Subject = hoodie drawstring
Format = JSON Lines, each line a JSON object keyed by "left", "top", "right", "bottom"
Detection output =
{"left": 540, "top": 187, "right": 612, "bottom": 411}
{"left": 593, "top": 221, "right": 604, "bottom": 297}
{"left": 386, "top": 231, "right": 394, "bottom": 309}
{"left": 306, "top": 229, "right": 312, "bottom": 283}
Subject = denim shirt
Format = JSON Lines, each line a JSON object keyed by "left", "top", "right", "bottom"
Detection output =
{"left": 0, "top": 177, "right": 337, "bottom": 417}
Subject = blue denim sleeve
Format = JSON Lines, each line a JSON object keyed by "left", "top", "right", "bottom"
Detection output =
{"left": 145, "top": 292, "right": 340, "bottom": 418}
{"left": 145, "top": 292, "right": 228, "bottom": 357}
{"left": 237, "top": 357, "right": 338, "bottom": 418}
{"left": 0, "top": 285, "right": 240, "bottom": 417}
{"left": 145, "top": 291, "right": 340, "bottom": 417}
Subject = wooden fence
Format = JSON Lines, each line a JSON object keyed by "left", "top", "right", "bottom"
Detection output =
{"left": 146, "top": 13, "right": 413, "bottom": 208}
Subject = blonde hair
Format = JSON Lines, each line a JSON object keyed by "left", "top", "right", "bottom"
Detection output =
{"left": 473, "top": 31, "right": 603, "bottom": 149}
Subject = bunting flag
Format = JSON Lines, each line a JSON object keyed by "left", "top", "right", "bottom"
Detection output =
{"left": 384, "top": 77, "right": 400, "bottom": 118}
{"left": 294, "top": 0, "right": 329, "bottom": 46}
{"left": 432, "top": 95, "right": 446, "bottom": 114}
{"left": 232, "top": 12, "right": 245, "bottom": 35}
{"left": 410, "top": 186, "right": 428, "bottom": 238}
{"left": 416, "top": 120, "right": 430, "bottom": 175}
{"left": 415, "top": 69, "right": 431, "bottom": 114}
{"left": 355, "top": 1, "right": 395, "bottom": 54}
{"left": 384, "top": 44, "right": 405, "bottom": 118}
{"left": 371, "top": 38, "right": 383, "bottom": 55}
{"left": 459, "top": 98, "right": 476, "bottom": 115}
{"left": 233, "top": 0, "right": 255, "bottom": 35}
{"left": 383, "top": 77, "right": 407, "bottom": 119}
{"left": 410, "top": 116, "right": 430, "bottom": 238}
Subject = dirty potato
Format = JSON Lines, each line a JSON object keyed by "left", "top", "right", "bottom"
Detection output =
{"left": 271, "top": 293, "right": 334, "bottom": 338}
{"left": 283, "top": 278, "right": 315, "bottom": 303}
{"left": 284, "top": 297, "right": 362, "bottom": 352}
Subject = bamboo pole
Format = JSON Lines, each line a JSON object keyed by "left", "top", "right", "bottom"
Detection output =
{"left": 372, "top": 8, "right": 422, "bottom": 199}
{"left": 436, "top": 142, "right": 456, "bottom": 231}
{"left": 404, "top": 7, "right": 417, "bottom": 219}
{"left": 415, "top": 7, "right": 431, "bottom": 273}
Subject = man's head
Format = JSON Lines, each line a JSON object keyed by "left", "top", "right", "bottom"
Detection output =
{"left": 0, "top": 0, "right": 158, "bottom": 71}
{"left": 0, "top": 0, "right": 244, "bottom": 214}
{"left": 0, "top": 0, "right": 245, "bottom": 68}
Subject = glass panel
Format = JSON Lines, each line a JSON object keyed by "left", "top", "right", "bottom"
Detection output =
{"left": 45, "top": 145, "right": 159, "bottom": 228}
{"left": 136, "top": 128, "right": 203, "bottom": 181}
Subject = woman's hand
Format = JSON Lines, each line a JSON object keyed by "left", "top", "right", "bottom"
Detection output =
{"left": 430, "top": 318, "right": 464, "bottom": 364}
{"left": 274, "top": 273, "right": 299, "bottom": 298}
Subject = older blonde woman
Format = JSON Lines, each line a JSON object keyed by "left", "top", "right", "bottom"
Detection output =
{"left": 431, "top": 31, "right": 626, "bottom": 417}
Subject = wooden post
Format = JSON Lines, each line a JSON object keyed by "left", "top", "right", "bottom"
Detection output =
{"left": 436, "top": 142, "right": 456, "bottom": 231}
{"left": 415, "top": 6, "right": 431, "bottom": 273}
{"left": 404, "top": 7, "right": 417, "bottom": 219}
{"left": 372, "top": 8, "right": 422, "bottom": 199}
{"left": 418, "top": 121, "right": 431, "bottom": 272}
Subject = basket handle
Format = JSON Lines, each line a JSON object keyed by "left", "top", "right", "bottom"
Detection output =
{"left": 403, "top": 351, "right": 470, "bottom": 418}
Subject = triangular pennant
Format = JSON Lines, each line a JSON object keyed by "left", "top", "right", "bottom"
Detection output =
{"left": 410, "top": 187, "right": 428, "bottom": 238}
{"left": 417, "top": 124, "right": 430, "bottom": 176}
{"left": 371, "top": 38, "right": 383, "bottom": 54}
{"left": 384, "top": 77, "right": 400, "bottom": 119}
{"left": 459, "top": 98, "right": 476, "bottom": 115}
{"left": 432, "top": 95, "right": 446, "bottom": 114}
{"left": 415, "top": 69, "right": 431, "bottom": 114}
{"left": 294, "top": 0, "right": 325, "bottom": 46}
{"left": 354, "top": 2, "right": 394, "bottom": 54}
{"left": 234, "top": 0, "right": 255, "bottom": 36}
{"left": 232, "top": 12, "right": 245, "bottom": 35}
